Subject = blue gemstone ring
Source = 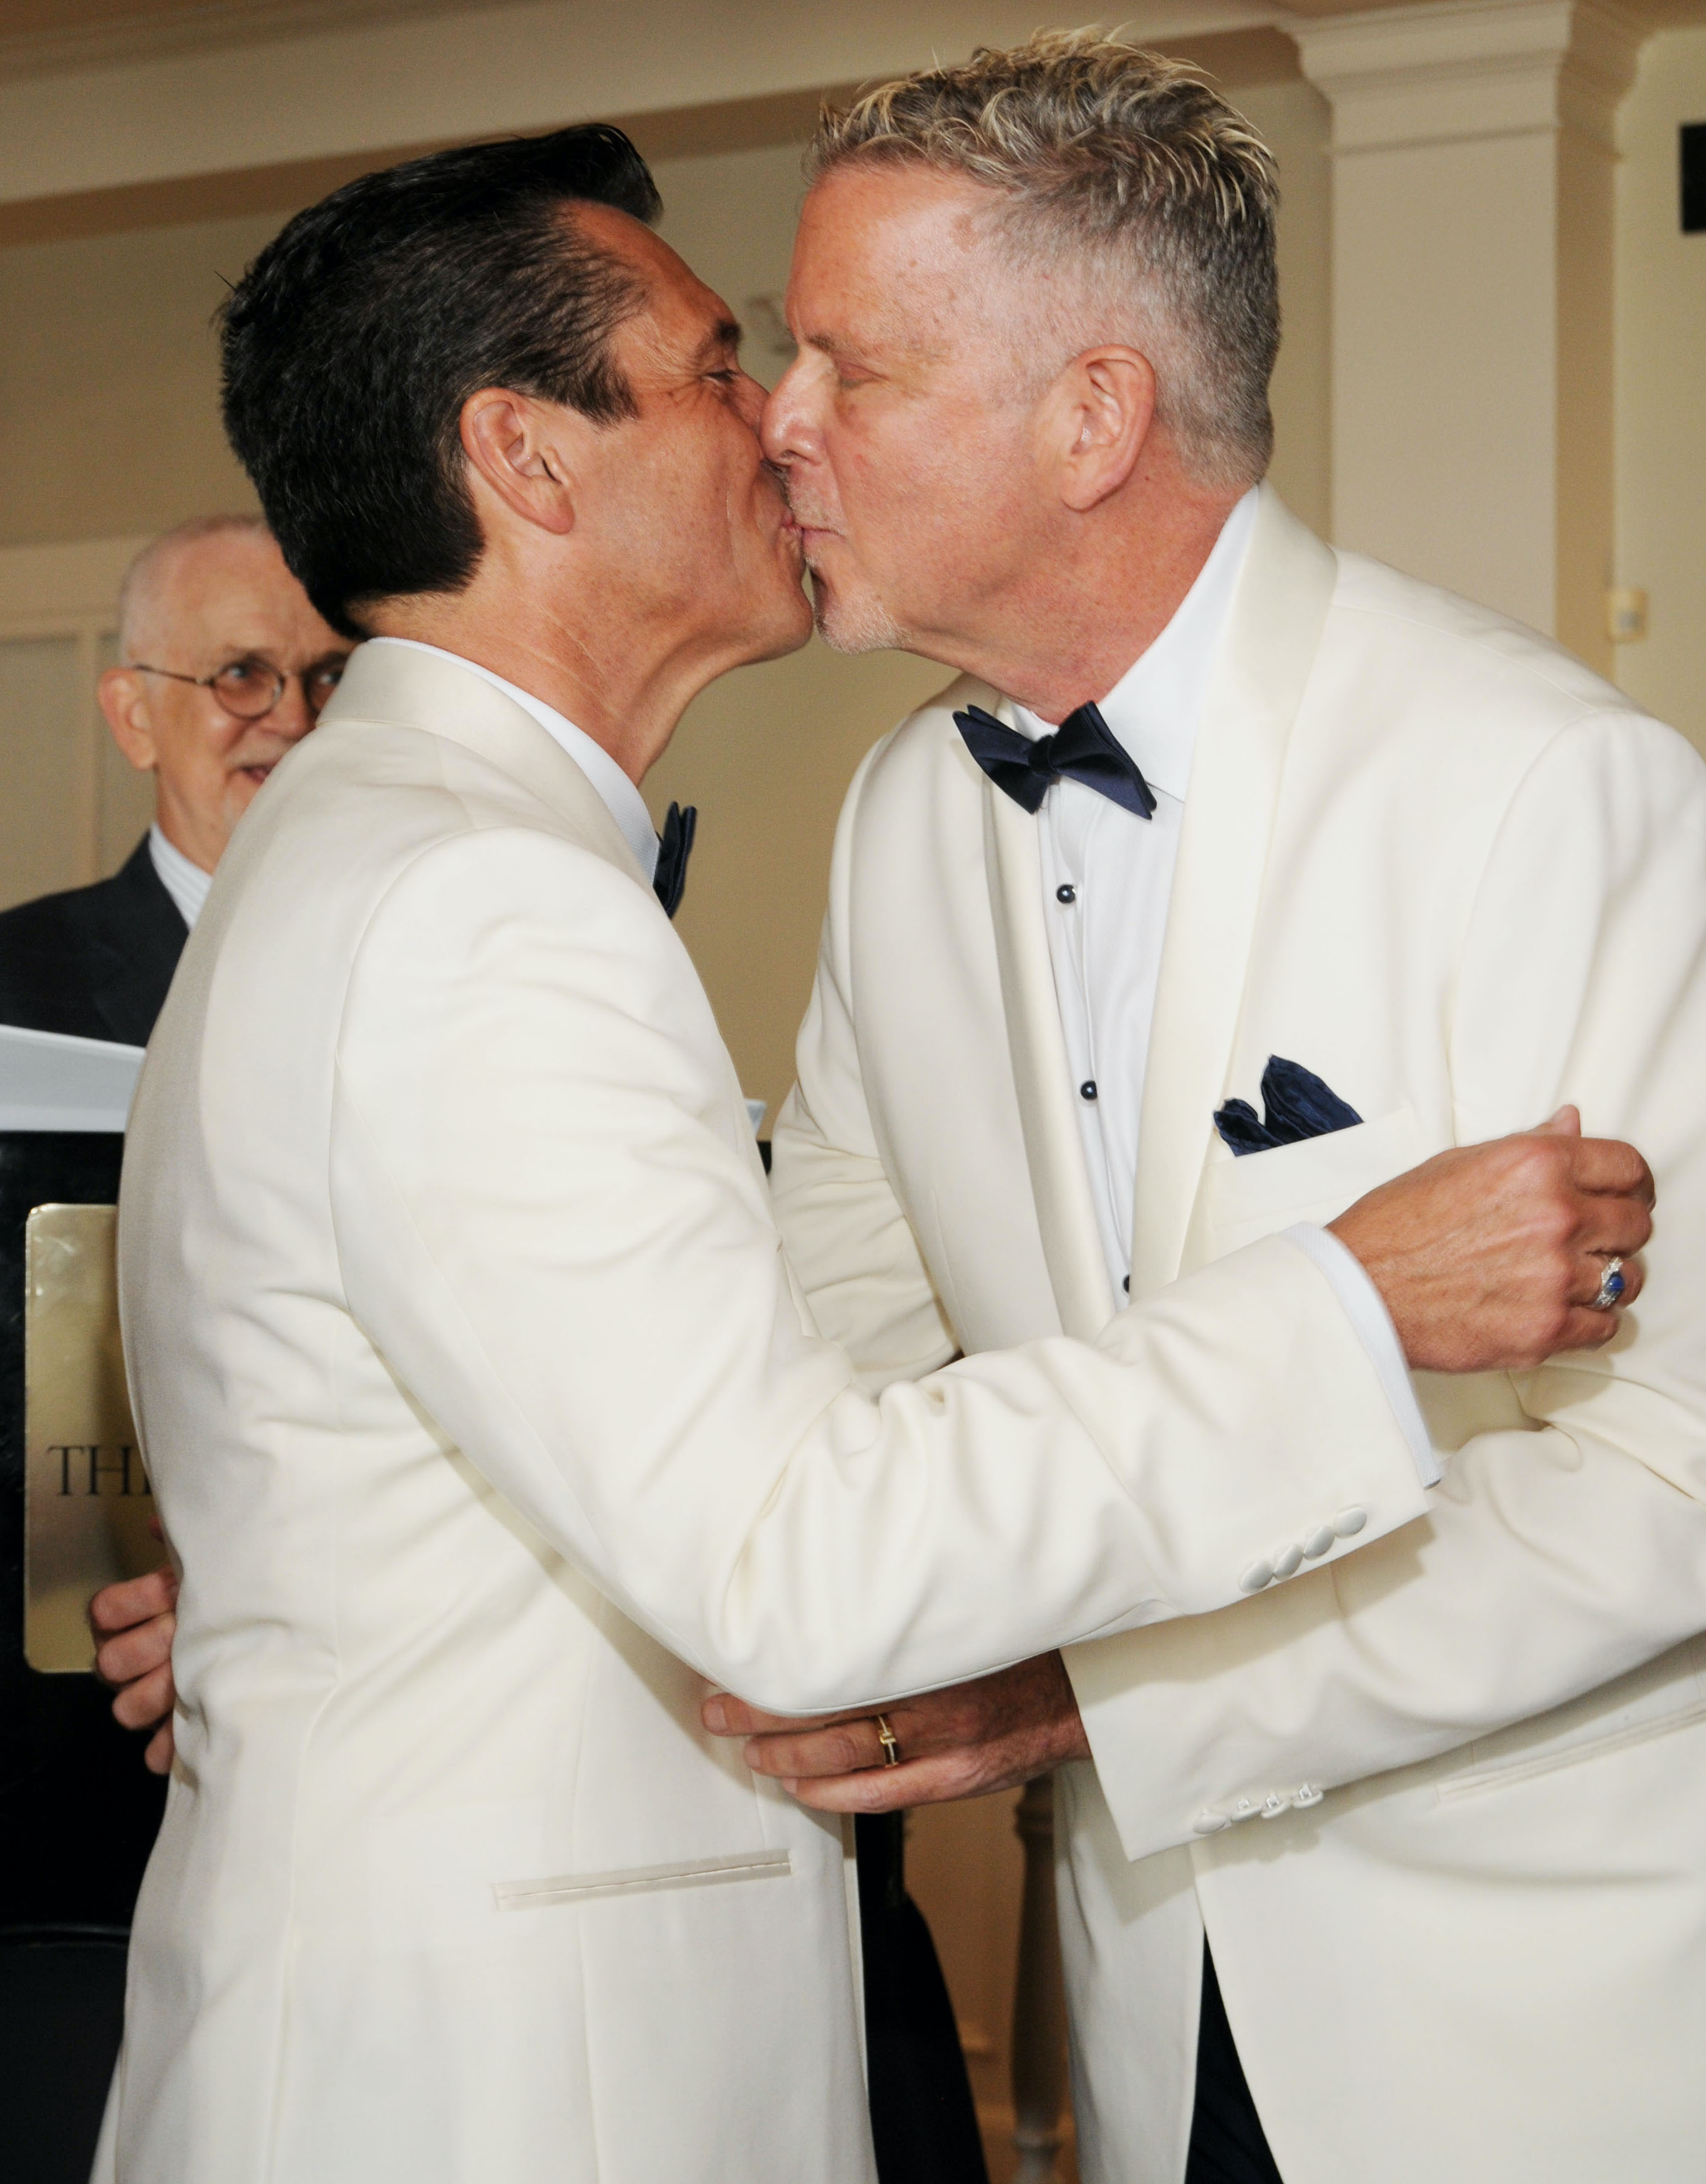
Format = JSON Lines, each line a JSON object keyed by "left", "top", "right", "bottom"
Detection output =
{"left": 1593, "top": 1257, "right": 1627, "bottom": 1312}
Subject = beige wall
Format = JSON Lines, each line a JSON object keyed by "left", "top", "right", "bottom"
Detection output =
{"left": 0, "top": 534, "right": 159, "bottom": 903}
{"left": 0, "top": 211, "right": 266, "bottom": 546}
{"left": 0, "top": 0, "right": 1204, "bottom": 211}
{"left": 1238, "top": 76, "right": 1333, "bottom": 541}
{"left": 1613, "top": 26, "right": 1706, "bottom": 754}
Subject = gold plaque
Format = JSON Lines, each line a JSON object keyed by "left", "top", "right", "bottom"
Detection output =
{"left": 24, "top": 1203, "right": 157, "bottom": 1674}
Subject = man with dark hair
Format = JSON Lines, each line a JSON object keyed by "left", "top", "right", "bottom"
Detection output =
{"left": 220, "top": 127, "right": 662, "bottom": 639}
{"left": 0, "top": 518, "right": 345, "bottom": 1044}
{"left": 94, "top": 117, "right": 1647, "bottom": 2184}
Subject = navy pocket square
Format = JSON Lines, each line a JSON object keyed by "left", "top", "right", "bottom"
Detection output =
{"left": 1214, "top": 1057, "right": 1362, "bottom": 1157}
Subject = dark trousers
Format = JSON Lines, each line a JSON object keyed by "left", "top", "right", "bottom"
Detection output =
{"left": 857, "top": 1812, "right": 990, "bottom": 2184}
{"left": 857, "top": 1826, "right": 1277, "bottom": 2184}
{"left": 1186, "top": 1945, "right": 1283, "bottom": 2184}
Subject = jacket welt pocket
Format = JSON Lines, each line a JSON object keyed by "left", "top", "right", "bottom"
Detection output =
{"left": 1204, "top": 1104, "right": 1427, "bottom": 1257}
{"left": 1435, "top": 1648, "right": 1706, "bottom": 1804}
{"left": 494, "top": 1846, "right": 792, "bottom": 1911}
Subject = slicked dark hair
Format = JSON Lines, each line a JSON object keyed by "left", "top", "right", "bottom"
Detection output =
{"left": 220, "top": 125, "right": 663, "bottom": 637}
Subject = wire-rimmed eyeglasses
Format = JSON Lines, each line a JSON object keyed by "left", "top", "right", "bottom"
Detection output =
{"left": 131, "top": 654, "right": 346, "bottom": 723}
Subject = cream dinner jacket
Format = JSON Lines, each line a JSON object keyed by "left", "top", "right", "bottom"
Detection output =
{"left": 101, "top": 639, "right": 1426, "bottom": 2184}
{"left": 770, "top": 491, "right": 1706, "bottom": 2184}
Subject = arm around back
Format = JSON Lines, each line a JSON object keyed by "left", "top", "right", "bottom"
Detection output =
{"left": 330, "top": 825, "right": 1428, "bottom": 1715}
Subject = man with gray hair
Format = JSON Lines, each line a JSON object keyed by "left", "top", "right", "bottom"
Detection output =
{"left": 711, "top": 31, "right": 1706, "bottom": 2184}
{"left": 0, "top": 515, "right": 347, "bottom": 1044}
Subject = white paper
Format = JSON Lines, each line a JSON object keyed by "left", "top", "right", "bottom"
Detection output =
{"left": 0, "top": 1022, "right": 145, "bottom": 1133}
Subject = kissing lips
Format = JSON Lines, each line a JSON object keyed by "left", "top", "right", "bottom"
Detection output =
{"left": 789, "top": 521, "right": 839, "bottom": 568}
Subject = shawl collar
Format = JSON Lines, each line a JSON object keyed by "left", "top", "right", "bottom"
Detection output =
{"left": 1128, "top": 492, "right": 1337, "bottom": 1298}
{"left": 322, "top": 641, "right": 649, "bottom": 889}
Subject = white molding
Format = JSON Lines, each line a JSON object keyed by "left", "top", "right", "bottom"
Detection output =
{"left": 1295, "top": 0, "right": 1643, "bottom": 154}
{"left": 0, "top": 538, "right": 150, "bottom": 896}
{"left": 0, "top": 0, "right": 505, "bottom": 86}
{"left": 0, "top": 0, "right": 1274, "bottom": 211}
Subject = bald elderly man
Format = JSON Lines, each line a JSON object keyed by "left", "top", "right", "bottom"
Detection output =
{"left": 0, "top": 515, "right": 349, "bottom": 1044}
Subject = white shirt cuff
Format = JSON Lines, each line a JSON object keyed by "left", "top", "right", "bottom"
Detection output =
{"left": 1281, "top": 1222, "right": 1442, "bottom": 1489}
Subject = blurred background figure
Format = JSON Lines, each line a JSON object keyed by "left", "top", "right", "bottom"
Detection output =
{"left": 0, "top": 515, "right": 348, "bottom": 1045}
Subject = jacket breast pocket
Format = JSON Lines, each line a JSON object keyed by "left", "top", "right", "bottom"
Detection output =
{"left": 1203, "top": 1104, "right": 1429, "bottom": 1258}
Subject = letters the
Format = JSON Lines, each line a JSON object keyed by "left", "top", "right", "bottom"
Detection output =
{"left": 48, "top": 1443, "right": 150, "bottom": 1496}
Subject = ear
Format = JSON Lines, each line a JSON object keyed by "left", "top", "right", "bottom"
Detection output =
{"left": 460, "top": 390, "right": 581, "bottom": 537}
{"left": 1041, "top": 347, "right": 1157, "bottom": 514}
{"left": 98, "top": 667, "right": 159, "bottom": 773}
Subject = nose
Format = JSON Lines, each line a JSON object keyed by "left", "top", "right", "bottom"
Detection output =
{"left": 760, "top": 354, "right": 817, "bottom": 468}
{"left": 269, "top": 676, "right": 317, "bottom": 743}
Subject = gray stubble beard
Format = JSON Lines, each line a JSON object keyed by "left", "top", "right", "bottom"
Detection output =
{"left": 809, "top": 569, "right": 909, "bottom": 656}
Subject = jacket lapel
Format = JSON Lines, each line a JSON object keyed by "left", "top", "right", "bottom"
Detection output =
{"left": 980, "top": 700, "right": 1116, "bottom": 1342}
{"left": 1128, "top": 491, "right": 1337, "bottom": 1299}
{"left": 322, "top": 642, "right": 650, "bottom": 887}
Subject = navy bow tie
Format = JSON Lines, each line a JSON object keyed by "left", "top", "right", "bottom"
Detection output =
{"left": 953, "top": 701, "right": 1157, "bottom": 820}
{"left": 654, "top": 801, "right": 697, "bottom": 919}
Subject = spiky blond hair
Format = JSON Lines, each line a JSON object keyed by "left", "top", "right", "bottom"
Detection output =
{"left": 808, "top": 30, "right": 1279, "bottom": 487}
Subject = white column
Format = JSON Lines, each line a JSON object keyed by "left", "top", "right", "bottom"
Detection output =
{"left": 1296, "top": 0, "right": 1641, "bottom": 673}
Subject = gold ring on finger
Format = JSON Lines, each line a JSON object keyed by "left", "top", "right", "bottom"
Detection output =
{"left": 874, "top": 1714, "right": 901, "bottom": 1767}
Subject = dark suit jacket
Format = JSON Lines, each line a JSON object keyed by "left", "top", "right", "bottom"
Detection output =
{"left": 0, "top": 835, "right": 188, "bottom": 1047}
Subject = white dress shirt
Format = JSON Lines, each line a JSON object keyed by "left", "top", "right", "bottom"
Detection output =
{"left": 149, "top": 825, "right": 213, "bottom": 931}
{"left": 365, "top": 638, "right": 659, "bottom": 885}
{"left": 1013, "top": 490, "right": 1437, "bottom": 1484}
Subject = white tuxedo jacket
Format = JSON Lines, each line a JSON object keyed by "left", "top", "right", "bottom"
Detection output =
{"left": 101, "top": 639, "right": 1427, "bottom": 2184}
{"left": 772, "top": 492, "right": 1706, "bottom": 2184}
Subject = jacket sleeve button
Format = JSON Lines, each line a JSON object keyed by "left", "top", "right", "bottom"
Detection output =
{"left": 1332, "top": 1506, "right": 1368, "bottom": 1538}
{"left": 1238, "top": 1559, "right": 1275, "bottom": 1593}
{"left": 1301, "top": 1524, "right": 1334, "bottom": 1558}
{"left": 1272, "top": 1543, "right": 1303, "bottom": 1579}
{"left": 1193, "top": 1809, "right": 1231, "bottom": 1835}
